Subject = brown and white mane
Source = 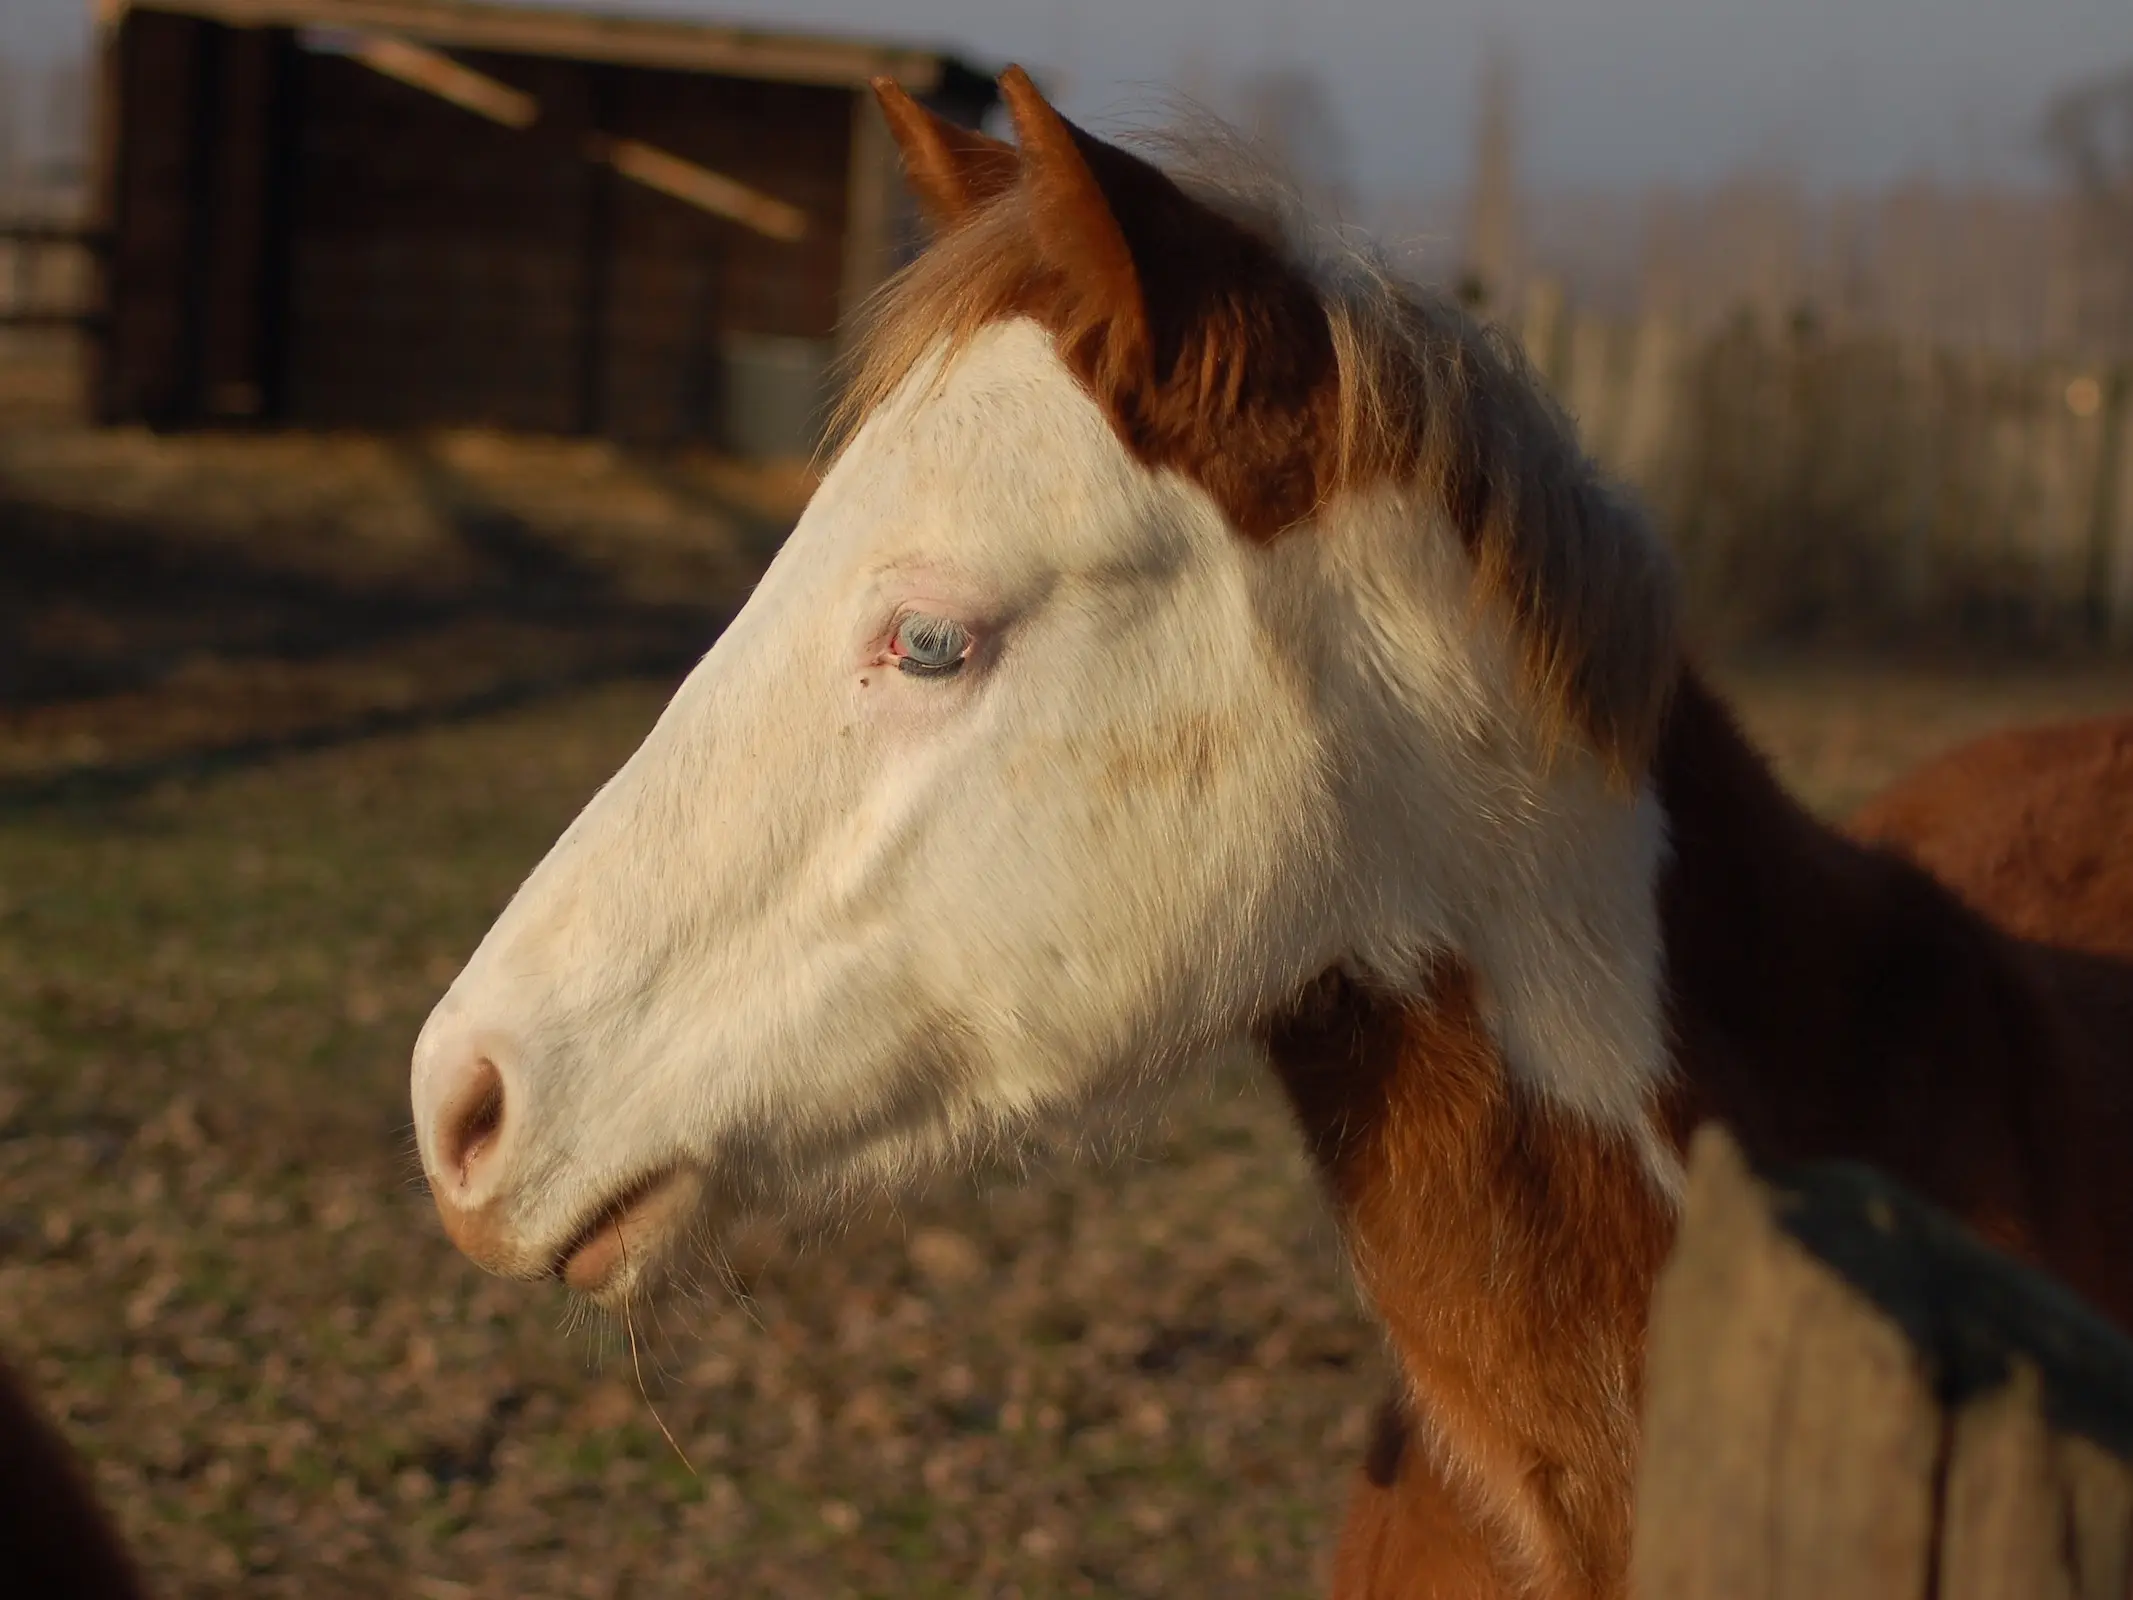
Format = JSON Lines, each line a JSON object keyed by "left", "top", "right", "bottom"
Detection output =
{"left": 410, "top": 68, "right": 2133, "bottom": 1600}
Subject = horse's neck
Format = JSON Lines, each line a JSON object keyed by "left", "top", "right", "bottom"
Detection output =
{"left": 1655, "top": 674, "right": 2127, "bottom": 1312}
{"left": 1265, "top": 668, "right": 2125, "bottom": 1592}
{"left": 1265, "top": 965, "right": 1671, "bottom": 1594}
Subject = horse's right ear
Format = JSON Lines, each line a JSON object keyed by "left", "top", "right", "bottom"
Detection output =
{"left": 870, "top": 78, "right": 1019, "bottom": 232}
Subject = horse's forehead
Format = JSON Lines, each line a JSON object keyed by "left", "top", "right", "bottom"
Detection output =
{"left": 859, "top": 326, "right": 1134, "bottom": 501}
{"left": 808, "top": 322, "right": 1195, "bottom": 589}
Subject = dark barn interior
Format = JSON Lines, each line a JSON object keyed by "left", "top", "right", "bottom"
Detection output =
{"left": 91, "top": 0, "right": 997, "bottom": 452}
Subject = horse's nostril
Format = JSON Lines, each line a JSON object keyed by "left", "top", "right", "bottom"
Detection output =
{"left": 435, "top": 1056, "right": 507, "bottom": 1190}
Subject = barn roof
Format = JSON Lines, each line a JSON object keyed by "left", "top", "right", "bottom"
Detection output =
{"left": 98, "top": 0, "right": 990, "bottom": 95}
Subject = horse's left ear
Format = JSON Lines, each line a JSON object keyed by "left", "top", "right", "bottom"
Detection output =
{"left": 997, "top": 66, "right": 1156, "bottom": 386}
{"left": 871, "top": 78, "right": 1018, "bottom": 232}
{"left": 997, "top": 65, "right": 1338, "bottom": 540}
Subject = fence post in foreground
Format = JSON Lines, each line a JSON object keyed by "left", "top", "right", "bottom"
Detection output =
{"left": 1633, "top": 1126, "right": 2133, "bottom": 1599}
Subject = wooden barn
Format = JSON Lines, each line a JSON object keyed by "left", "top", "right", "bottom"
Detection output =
{"left": 88, "top": 0, "right": 998, "bottom": 453}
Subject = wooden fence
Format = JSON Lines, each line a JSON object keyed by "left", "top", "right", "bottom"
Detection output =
{"left": 0, "top": 220, "right": 98, "bottom": 424}
{"left": 1636, "top": 1128, "right": 2133, "bottom": 1596}
{"left": 5, "top": 210, "right": 2132, "bottom": 647}
{"left": 1521, "top": 287, "right": 2133, "bottom": 649}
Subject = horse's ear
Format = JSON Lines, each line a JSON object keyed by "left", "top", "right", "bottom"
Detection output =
{"left": 996, "top": 65, "right": 1156, "bottom": 385}
{"left": 996, "top": 66, "right": 1339, "bottom": 542}
{"left": 870, "top": 78, "right": 1018, "bottom": 232}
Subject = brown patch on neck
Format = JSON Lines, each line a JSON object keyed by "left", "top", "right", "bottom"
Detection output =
{"left": 1262, "top": 961, "right": 1674, "bottom": 1594}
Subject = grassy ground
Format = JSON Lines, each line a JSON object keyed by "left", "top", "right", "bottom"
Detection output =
{"left": 4, "top": 430, "right": 2132, "bottom": 1597}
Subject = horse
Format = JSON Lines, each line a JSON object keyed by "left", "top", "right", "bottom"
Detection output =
{"left": 1847, "top": 711, "right": 2133, "bottom": 963}
{"left": 0, "top": 1352, "right": 148, "bottom": 1599}
{"left": 409, "top": 69, "right": 2133, "bottom": 1598}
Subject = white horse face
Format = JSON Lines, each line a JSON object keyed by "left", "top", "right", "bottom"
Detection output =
{"left": 411, "top": 321, "right": 1344, "bottom": 1301}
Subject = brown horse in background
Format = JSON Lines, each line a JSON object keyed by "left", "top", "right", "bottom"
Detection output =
{"left": 1851, "top": 711, "right": 2133, "bottom": 962}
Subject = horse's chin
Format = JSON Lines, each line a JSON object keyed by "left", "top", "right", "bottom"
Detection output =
{"left": 549, "top": 1087, "right": 1123, "bottom": 1308}
{"left": 553, "top": 1167, "right": 703, "bottom": 1307}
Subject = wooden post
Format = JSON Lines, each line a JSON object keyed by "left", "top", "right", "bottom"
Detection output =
{"left": 87, "top": 0, "right": 128, "bottom": 423}
{"left": 253, "top": 26, "right": 303, "bottom": 425}
{"left": 1615, "top": 314, "right": 1684, "bottom": 521}
{"left": 2029, "top": 365, "right": 2106, "bottom": 634}
{"left": 835, "top": 84, "right": 898, "bottom": 349}
{"left": 1519, "top": 275, "right": 1566, "bottom": 390}
{"left": 1634, "top": 1127, "right": 2133, "bottom": 1598}
{"left": 1563, "top": 313, "right": 1622, "bottom": 463}
{"left": 172, "top": 16, "right": 226, "bottom": 426}
{"left": 1894, "top": 340, "right": 1941, "bottom": 626}
{"left": 2096, "top": 370, "right": 2133, "bottom": 649}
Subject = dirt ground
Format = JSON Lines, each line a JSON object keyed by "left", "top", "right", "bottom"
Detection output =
{"left": 4, "top": 428, "right": 2131, "bottom": 1598}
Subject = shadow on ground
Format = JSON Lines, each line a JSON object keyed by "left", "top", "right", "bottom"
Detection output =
{"left": 0, "top": 433, "right": 800, "bottom": 804}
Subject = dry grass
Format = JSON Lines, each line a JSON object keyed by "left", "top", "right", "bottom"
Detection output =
{"left": 3, "top": 428, "right": 2130, "bottom": 1597}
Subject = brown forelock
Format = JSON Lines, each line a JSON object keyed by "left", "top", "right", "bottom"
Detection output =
{"left": 1846, "top": 711, "right": 2133, "bottom": 964}
{"left": 1262, "top": 963, "right": 1673, "bottom": 1596}
{"left": 840, "top": 71, "right": 1680, "bottom": 778}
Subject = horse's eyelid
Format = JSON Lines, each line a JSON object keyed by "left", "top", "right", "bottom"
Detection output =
{"left": 896, "top": 615, "right": 969, "bottom": 655}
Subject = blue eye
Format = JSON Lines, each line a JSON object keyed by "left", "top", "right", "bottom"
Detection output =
{"left": 891, "top": 613, "right": 971, "bottom": 677}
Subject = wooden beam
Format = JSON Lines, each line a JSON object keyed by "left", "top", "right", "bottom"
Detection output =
{"left": 344, "top": 33, "right": 535, "bottom": 127}
{"left": 337, "top": 31, "right": 810, "bottom": 242}
{"left": 593, "top": 136, "right": 807, "bottom": 243}
{"left": 106, "top": 0, "right": 950, "bottom": 92}
{"left": 0, "top": 309, "right": 104, "bottom": 329}
{"left": 0, "top": 222, "right": 110, "bottom": 247}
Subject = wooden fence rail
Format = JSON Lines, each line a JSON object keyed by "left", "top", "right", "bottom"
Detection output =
{"left": 1521, "top": 289, "right": 2133, "bottom": 649}
{"left": 0, "top": 220, "right": 102, "bottom": 331}
{"left": 1634, "top": 1127, "right": 2133, "bottom": 1597}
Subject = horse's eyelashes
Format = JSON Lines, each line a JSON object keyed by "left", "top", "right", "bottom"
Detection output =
{"left": 893, "top": 613, "right": 972, "bottom": 677}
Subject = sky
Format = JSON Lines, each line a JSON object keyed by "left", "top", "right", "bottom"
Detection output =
{"left": 5, "top": 0, "right": 2130, "bottom": 198}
